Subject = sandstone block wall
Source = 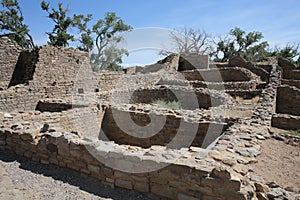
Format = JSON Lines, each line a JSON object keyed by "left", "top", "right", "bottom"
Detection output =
{"left": 271, "top": 114, "right": 300, "bottom": 130}
{"left": 178, "top": 54, "right": 209, "bottom": 71}
{"left": 101, "top": 107, "right": 226, "bottom": 148}
{"left": 0, "top": 85, "right": 42, "bottom": 112}
{"left": 0, "top": 124, "right": 253, "bottom": 200}
{"left": 276, "top": 86, "right": 300, "bottom": 116}
{"left": 182, "top": 68, "right": 253, "bottom": 82}
{"left": 227, "top": 56, "right": 270, "bottom": 83}
{"left": 0, "top": 37, "right": 21, "bottom": 89}
{"left": 129, "top": 87, "right": 226, "bottom": 110}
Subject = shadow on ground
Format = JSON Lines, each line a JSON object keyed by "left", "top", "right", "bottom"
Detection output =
{"left": 0, "top": 150, "right": 163, "bottom": 200}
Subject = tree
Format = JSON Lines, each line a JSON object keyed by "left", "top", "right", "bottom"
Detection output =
{"left": 0, "top": 0, "right": 34, "bottom": 48}
{"left": 92, "top": 45, "right": 128, "bottom": 72}
{"left": 160, "top": 27, "right": 214, "bottom": 56}
{"left": 268, "top": 44, "right": 299, "bottom": 65}
{"left": 73, "top": 12, "right": 132, "bottom": 71}
{"left": 214, "top": 27, "right": 269, "bottom": 62}
{"left": 41, "top": 0, "right": 74, "bottom": 47}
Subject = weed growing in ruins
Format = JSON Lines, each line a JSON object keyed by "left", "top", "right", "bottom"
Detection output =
{"left": 152, "top": 100, "right": 181, "bottom": 110}
{"left": 282, "top": 130, "right": 300, "bottom": 137}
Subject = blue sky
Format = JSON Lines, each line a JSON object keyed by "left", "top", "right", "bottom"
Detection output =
{"left": 12, "top": 0, "right": 300, "bottom": 65}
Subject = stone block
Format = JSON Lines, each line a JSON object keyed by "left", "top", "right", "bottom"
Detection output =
{"left": 115, "top": 179, "right": 133, "bottom": 190}
{"left": 134, "top": 182, "right": 149, "bottom": 193}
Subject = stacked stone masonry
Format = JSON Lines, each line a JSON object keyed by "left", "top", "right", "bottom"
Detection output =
{"left": 0, "top": 37, "right": 298, "bottom": 199}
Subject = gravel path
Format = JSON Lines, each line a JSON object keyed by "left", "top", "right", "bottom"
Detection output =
{"left": 0, "top": 150, "right": 161, "bottom": 200}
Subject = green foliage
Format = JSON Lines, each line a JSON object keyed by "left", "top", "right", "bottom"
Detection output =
{"left": 91, "top": 45, "right": 128, "bottom": 72}
{"left": 152, "top": 100, "right": 181, "bottom": 110}
{"left": 72, "top": 14, "right": 93, "bottom": 52}
{"left": 72, "top": 12, "right": 132, "bottom": 71}
{"left": 0, "top": 0, "right": 34, "bottom": 48}
{"left": 268, "top": 44, "right": 299, "bottom": 66}
{"left": 41, "top": 0, "right": 74, "bottom": 47}
{"left": 282, "top": 130, "right": 300, "bottom": 137}
{"left": 214, "top": 27, "right": 269, "bottom": 62}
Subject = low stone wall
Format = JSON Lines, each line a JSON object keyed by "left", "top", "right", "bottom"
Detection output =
{"left": 182, "top": 68, "right": 253, "bottom": 82}
{"left": 281, "top": 79, "right": 300, "bottom": 89}
{"left": 271, "top": 114, "right": 300, "bottom": 130}
{"left": 156, "top": 78, "right": 257, "bottom": 90}
{"left": 101, "top": 106, "right": 226, "bottom": 148}
{"left": 228, "top": 56, "right": 270, "bottom": 83}
{"left": 276, "top": 85, "right": 300, "bottom": 116}
{"left": 178, "top": 54, "right": 209, "bottom": 71}
{"left": 0, "top": 117, "right": 254, "bottom": 200}
{"left": 0, "top": 37, "right": 21, "bottom": 89}
{"left": 278, "top": 57, "right": 300, "bottom": 80}
{"left": 128, "top": 86, "right": 227, "bottom": 110}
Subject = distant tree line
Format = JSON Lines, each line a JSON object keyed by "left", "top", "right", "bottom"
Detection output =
{"left": 0, "top": 0, "right": 132, "bottom": 71}
{"left": 161, "top": 27, "right": 300, "bottom": 66}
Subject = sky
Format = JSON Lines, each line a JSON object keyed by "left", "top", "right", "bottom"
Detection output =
{"left": 7, "top": 0, "right": 300, "bottom": 66}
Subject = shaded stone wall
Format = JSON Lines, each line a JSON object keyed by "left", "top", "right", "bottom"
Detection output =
{"left": 271, "top": 114, "right": 300, "bottom": 130}
{"left": 129, "top": 87, "right": 226, "bottom": 110}
{"left": 276, "top": 86, "right": 300, "bottom": 116}
{"left": 8, "top": 49, "right": 39, "bottom": 87}
{"left": 178, "top": 54, "right": 209, "bottom": 71}
{"left": 227, "top": 56, "right": 270, "bottom": 83}
{"left": 281, "top": 79, "right": 300, "bottom": 89}
{"left": 278, "top": 57, "right": 300, "bottom": 80}
{"left": 101, "top": 107, "right": 226, "bottom": 148}
{"left": 0, "top": 37, "right": 21, "bottom": 89}
{"left": 182, "top": 68, "right": 252, "bottom": 82}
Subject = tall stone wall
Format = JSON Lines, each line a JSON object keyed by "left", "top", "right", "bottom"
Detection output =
{"left": 8, "top": 49, "right": 39, "bottom": 87}
{"left": 0, "top": 37, "right": 21, "bottom": 89}
{"left": 31, "top": 46, "right": 96, "bottom": 99}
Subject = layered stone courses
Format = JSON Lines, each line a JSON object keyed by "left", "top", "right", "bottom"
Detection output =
{"left": 0, "top": 37, "right": 297, "bottom": 199}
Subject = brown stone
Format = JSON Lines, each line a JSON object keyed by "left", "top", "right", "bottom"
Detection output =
{"left": 115, "top": 179, "right": 133, "bottom": 190}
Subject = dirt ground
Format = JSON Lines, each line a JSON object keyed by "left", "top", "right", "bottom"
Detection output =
{"left": 250, "top": 138, "right": 300, "bottom": 192}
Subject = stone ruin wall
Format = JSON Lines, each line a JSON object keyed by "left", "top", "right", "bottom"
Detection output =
{"left": 0, "top": 37, "right": 299, "bottom": 200}
{"left": 0, "top": 37, "right": 21, "bottom": 89}
{"left": 271, "top": 58, "right": 300, "bottom": 130}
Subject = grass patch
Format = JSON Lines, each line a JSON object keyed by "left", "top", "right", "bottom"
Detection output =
{"left": 282, "top": 130, "right": 300, "bottom": 137}
{"left": 152, "top": 100, "right": 181, "bottom": 110}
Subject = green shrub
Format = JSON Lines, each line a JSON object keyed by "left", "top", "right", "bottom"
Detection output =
{"left": 282, "top": 130, "right": 300, "bottom": 137}
{"left": 152, "top": 100, "right": 181, "bottom": 110}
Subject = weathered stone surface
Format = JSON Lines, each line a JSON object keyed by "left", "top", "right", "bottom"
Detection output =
{"left": 255, "top": 182, "right": 270, "bottom": 193}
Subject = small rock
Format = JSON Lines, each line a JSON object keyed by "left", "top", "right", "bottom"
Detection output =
{"left": 272, "top": 134, "right": 285, "bottom": 141}
{"left": 268, "top": 187, "right": 287, "bottom": 199}
{"left": 267, "top": 181, "right": 280, "bottom": 188}
{"left": 3, "top": 113, "right": 12, "bottom": 118}
{"left": 255, "top": 182, "right": 270, "bottom": 193}
{"left": 237, "top": 134, "right": 252, "bottom": 141}
{"left": 256, "top": 192, "right": 268, "bottom": 200}
{"left": 233, "top": 164, "right": 248, "bottom": 175}
{"left": 40, "top": 124, "right": 49, "bottom": 133}
{"left": 256, "top": 135, "right": 265, "bottom": 140}
{"left": 250, "top": 175, "right": 264, "bottom": 183}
